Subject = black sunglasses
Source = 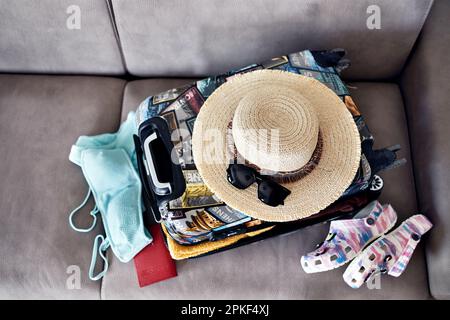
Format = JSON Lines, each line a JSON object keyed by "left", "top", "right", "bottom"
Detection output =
{"left": 226, "top": 164, "right": 291, "bottom": 207}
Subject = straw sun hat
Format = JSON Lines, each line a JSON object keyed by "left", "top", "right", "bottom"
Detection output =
{"left": 192, "top": 70, "right": 361, "bottom": 222}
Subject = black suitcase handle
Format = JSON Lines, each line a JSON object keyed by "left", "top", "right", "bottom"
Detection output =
{"left": 135, "top": 117, "right": 186, "bottom": 225}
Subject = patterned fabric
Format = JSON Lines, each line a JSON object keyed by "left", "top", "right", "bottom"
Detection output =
{"left": 301, "top": 201, "right": 397, "bottom": 273}
{"left": 135, "top": 49, "right": 381, "bottom": 246}
{"left": 343, "top": 214, "right": 433, "bottom": 288}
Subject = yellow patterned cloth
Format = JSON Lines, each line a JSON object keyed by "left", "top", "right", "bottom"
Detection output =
{"left": 161, "top": 224, "right": 275, "bottom": 260}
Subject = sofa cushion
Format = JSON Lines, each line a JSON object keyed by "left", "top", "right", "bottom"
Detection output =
{"left": 0, "top": 75, "right": 125, "bottom": 299}
{"left": 99, "top": 79, "right": 429, "bottom": 299}
{"left": 110, "top": 0, "right": 433, "bottom": 80}
{"left": 401, "top": 0, "right": 450, "bottom": 300}
{"left": 0, "top": 0, "right": 125, "bottom": 74}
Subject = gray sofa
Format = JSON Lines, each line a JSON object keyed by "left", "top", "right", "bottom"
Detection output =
{"left": 0, "top": 0, "right": 448, "bottom": 299}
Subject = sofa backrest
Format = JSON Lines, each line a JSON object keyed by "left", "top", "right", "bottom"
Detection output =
{"left": 0, "top": 0, "right": 125, "bottom": 75}
{"left": 0, "top": 0, "right": 433, "bottom": 79}
{"left": 111, "top": 0, "right": 433, "bottom": 80}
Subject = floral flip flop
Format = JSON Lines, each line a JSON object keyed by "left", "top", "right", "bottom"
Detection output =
{"left": 301, "top": 201, "right": 397, "bottom": 273}
{"left": 343, "top": 214, "right": 433, "bottom": 288}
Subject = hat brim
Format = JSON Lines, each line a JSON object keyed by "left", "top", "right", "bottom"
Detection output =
{"left": 192, "top": 70, "right": 361, "bottom": 222}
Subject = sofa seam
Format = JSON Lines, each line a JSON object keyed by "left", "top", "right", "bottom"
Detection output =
{"left": 105, "top": 0, "right": 129, "bottom": 76}
{"left": 397, "top": 0, "right": 434, "bottom": 77}
{"left": 118, "top": 79, "right": 129, "bottom": 121}
{"left": 399, "top": 87, "right": 434, "bottom": 300}
{"left": 397, "top": 1, "right": 435, "bottom": 298}
{"left": 397, "top": 81, "right": 433, "bottom": 300}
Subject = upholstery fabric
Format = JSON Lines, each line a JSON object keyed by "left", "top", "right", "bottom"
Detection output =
{"left": 110, "top": 0, "right": 433, "bottom": 79}
{"left": 0, "top": 0, "right": 125, "bottom": 74}
{"left": 0, "top": 0, "right": 443, "bottom": 300}
{"left": 401, "top": 0, "right": 450, "bottom": 300}
{"left": 0, "top": 75, "right": 125, "bottom": 299}
{"left": 99, "top": 79, "right": 429, "bottom": 299}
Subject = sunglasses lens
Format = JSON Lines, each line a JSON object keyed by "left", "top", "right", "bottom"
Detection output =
{"left": 257, "top": 179, "right": 291, "bottom": 207}
{"left": 227, "top": 164, "right": 256, "bottom": 189}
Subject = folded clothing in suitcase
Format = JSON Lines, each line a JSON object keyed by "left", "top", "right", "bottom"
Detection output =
{"left": 133, "top": 49, "right": 403, "bottom": 258}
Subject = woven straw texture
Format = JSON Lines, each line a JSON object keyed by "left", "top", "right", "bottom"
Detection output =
{"left": 192, "top": 70, "right": 361, "bottom": 222}
{"left": 232, "top": 86, "right": 319, "bottom": 172}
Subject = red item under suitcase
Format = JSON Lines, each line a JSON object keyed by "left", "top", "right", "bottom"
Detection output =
{"left": 133, "top": 225, "right": 177, "bottom": 287}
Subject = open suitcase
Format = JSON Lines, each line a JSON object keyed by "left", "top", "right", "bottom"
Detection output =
{"left": 133, "top": 49, "right": 404, "bottom": 259}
